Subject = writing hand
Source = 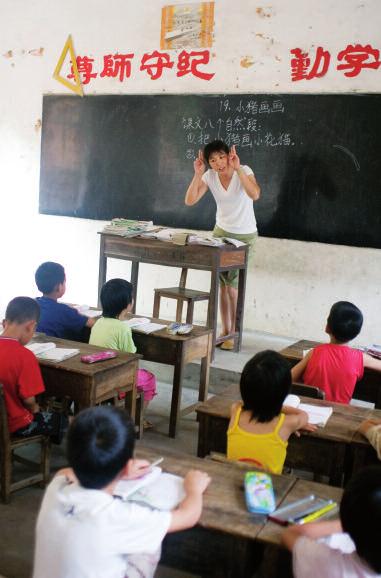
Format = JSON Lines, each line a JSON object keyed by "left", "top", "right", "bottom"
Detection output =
{"left": 193, "top": 149, "right": 206, "bottom": 176}
{"left": 124, "top": 459, "right": 151, "bottom": 480}
{"left": 228, "top": 145, "right": 241, "bottom": 171}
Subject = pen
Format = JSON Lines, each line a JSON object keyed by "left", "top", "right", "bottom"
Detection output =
{"left": 296, "top": 502, "right": 337, "bottom": 525}
{"left": 150, "top": 457, "right": 164, "bottom": 469}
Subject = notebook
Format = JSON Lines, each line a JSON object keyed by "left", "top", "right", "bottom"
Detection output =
{"left": 26, "top": 342, "right": 80, "bottom": 361}
{"left": 26, "top": 342, "right": 56, "bottom": 356}
{"left": 37, "top": 348, "right": 80, "bottom": 362}
{"left": 284, "top": 394, "right": 333, "bottom": 427}
{"left": 114, "top": 467, "right": 185, "bottom": 510}
{"left": 132, "top": 323, "right": 167, "bottom": 334}
{"left": 124, "top": 317, "right": 151, "bottom": 327}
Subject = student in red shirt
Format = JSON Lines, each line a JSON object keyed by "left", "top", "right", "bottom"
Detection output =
{"left": 291, "top": 301, "right": 381, "bottom": 404}
{"left": 0, "top": 296, "right": 67, "bottom": 442}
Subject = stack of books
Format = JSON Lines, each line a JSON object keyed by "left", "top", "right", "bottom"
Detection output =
{"left": 102, "top": 218, "right": 156, "bottom": 237}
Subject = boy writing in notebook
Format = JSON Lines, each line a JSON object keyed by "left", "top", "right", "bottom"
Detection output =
{"left": 291, "top": 301, "right": 381, "bottom": 404}
{"left": 35, "top": 261, "right": 95, "bottom": 341}
{"left": 33, "top": 406, "right": 211, "bottom": 578}
{"left": 282, "top": 465, "right": 381, "bottom": 577}
{"left": 0, "top": 296, "right": 67, "bottom": 442}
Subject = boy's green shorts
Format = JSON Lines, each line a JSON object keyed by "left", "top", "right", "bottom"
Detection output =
{"left": 212, "top": 226, "right": 257, "bottom": 289}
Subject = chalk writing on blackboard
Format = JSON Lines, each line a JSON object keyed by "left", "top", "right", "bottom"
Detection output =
{"left": 180, "top": 97, "right": 294, "bottom": 159}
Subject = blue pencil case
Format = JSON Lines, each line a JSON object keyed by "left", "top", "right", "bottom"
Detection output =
{"left": 244, "top": 471, "right": 276, "bottom": 514}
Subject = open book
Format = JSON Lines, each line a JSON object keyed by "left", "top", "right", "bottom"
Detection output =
{"left": 124, "top": 318, "right": 167, "bottom": 334}
{"left": 284, "top": 394, "right": 333, "bottom": 427}
{"left": 114, "top": 467, "right": 185, "bottom": 510}
{"left": 26, "top": 342, "right": 80, "bottom": 362}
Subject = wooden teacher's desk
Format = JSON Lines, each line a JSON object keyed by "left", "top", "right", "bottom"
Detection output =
{"left": 98, "top": 233, "right": 248, "bottom": 354}
{"left": 196, "top": 384, "right": 380, "bottom": 486}
{"left": 137, "top": 446, "right": 342, "bottom": 578}
{"left": 280, "top": 339, "right": 381, "bottom": 409}
{"left": 128, "top": 313, "right": 212, "bottom": 438}
{"left": 34, "top": 336, "right": 140, "bottom": 418}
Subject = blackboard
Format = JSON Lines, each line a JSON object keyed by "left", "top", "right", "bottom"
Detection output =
{"left": 39, "top": 94, "right": 381, "bottom": 248}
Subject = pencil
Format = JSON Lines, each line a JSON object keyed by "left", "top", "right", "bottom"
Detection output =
{"left": 296, "top": 502, "right": 337, "bottom": 525}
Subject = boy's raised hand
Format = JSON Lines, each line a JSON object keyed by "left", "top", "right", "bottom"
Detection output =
{"left": 193, "top": 149, "right": 206, "bottom": 176}
{"left": 184, "top": 469, "right": 211, "bottom": 495}
{"left": 228, "top": 145, "right": 241, "bottom": 170}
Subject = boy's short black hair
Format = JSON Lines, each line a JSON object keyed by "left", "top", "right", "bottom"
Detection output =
{"left": 327, "top": 301, "right": 363, "bottom": 342}
{"left": 67, "top": 406, "right": 135, "bottom": 489}
{"left": 5, "top": 297, "right": 40, "bottom": 324}
{"left": 240, "top": 350, "right": 291, "bottom": 423}
{"left": 35, "top": 262, "right": 65, "bottom": 294}
{"left": 203, "top": 140, "right": 229, "bottom": 164}
{"left": 340, "top": 466, "right": 381, "bottom": 573}
{"left": 100, "top": 278, "right": 133, "bottom": 318}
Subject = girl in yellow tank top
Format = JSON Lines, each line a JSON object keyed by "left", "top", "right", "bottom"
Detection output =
{"left": 227, "top": 351, "right": 314, "bottom": 475}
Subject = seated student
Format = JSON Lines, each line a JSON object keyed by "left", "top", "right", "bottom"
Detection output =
{"left": 35, "top": 261, "right": 95, "bottom": 341}
{"left": 33, "top": 406, "right": 211, "bottom": 578}
{"left": 0, "top": 296, "right": 67, "bottom": 442}
{"left": 359, "top": 419, "right": 381, "bottom": 460}
{"left": 227, "top": 350, "right": 315, "bottom": 474}
{"left": 90, "top": 278, "right": 157, "bottom": 425}
{"left": 282, "top": 465, "right": 381, "bottom": 578}
{"left": 291, "top": 301, "right": 381, "bottom": 404}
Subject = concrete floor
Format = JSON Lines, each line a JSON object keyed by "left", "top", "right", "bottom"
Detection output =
{"left": 0, "top": 330, "right": 295, "bottom": 578}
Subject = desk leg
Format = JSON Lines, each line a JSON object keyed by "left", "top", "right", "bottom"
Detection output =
{"left": 130, "top": 261, "right": 139, "bottom": 314}
{"left": 199, "top": 334, "right": 211, "bottom": 402}
{"left": 125, "top": 381, "right": 137, "bottom": 422}
{"left": 235, "top": 265, "right": 247, "bottom": 352}
{"left": 169, "top": 353, "right": 184, "bottom": 438}
{"left": 98, "top": 236, "right": 107, "bottom": 308}
{"left": 208, "top": 270, "right": 220, "bottom": 358}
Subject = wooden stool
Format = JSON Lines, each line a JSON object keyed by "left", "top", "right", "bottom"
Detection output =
{"left": 153, "top": 268, "right": 210, "bottom": 324}
{"left": 0, "top": 384, "right": 51, "bottom": 503}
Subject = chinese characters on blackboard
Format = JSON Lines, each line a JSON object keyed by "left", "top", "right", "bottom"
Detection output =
{"left": 181, "top": 98, "right": 294, "bottom": 159}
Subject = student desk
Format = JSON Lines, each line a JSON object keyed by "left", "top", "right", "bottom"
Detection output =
{"left": 136, "top": 446, "right": 342, "bottom": 578}
{"left": 136, "top": 445, "right": 295, "bottom": 578}
{"left": 98, "top": 232, "right": 248, "bottom": 354}
{"left": 280, "top": 339, "right": 381, "bottom": 408}
{"left": 33, "top": 336, "right": 140, "bottom": 418}
{"left": 127, "top": 313, "right": 212, "bottom": 438}
{"left": 196, "top": 384, "right": 380, "bottom": 486}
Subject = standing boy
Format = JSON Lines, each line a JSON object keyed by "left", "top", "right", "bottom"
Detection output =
{"left": 33, "top": 406, "right": 211, "bottom": 578}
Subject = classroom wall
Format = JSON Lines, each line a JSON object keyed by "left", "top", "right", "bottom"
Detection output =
{"left": 1, "top": 0, "right": 380, "bottom": 344}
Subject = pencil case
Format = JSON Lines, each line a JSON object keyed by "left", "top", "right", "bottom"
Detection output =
{"left": 81, "top": 351, "right": 118, "bottom": 363}
{"left": 244, "top": 471, "right": 276, "bottom": 514}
